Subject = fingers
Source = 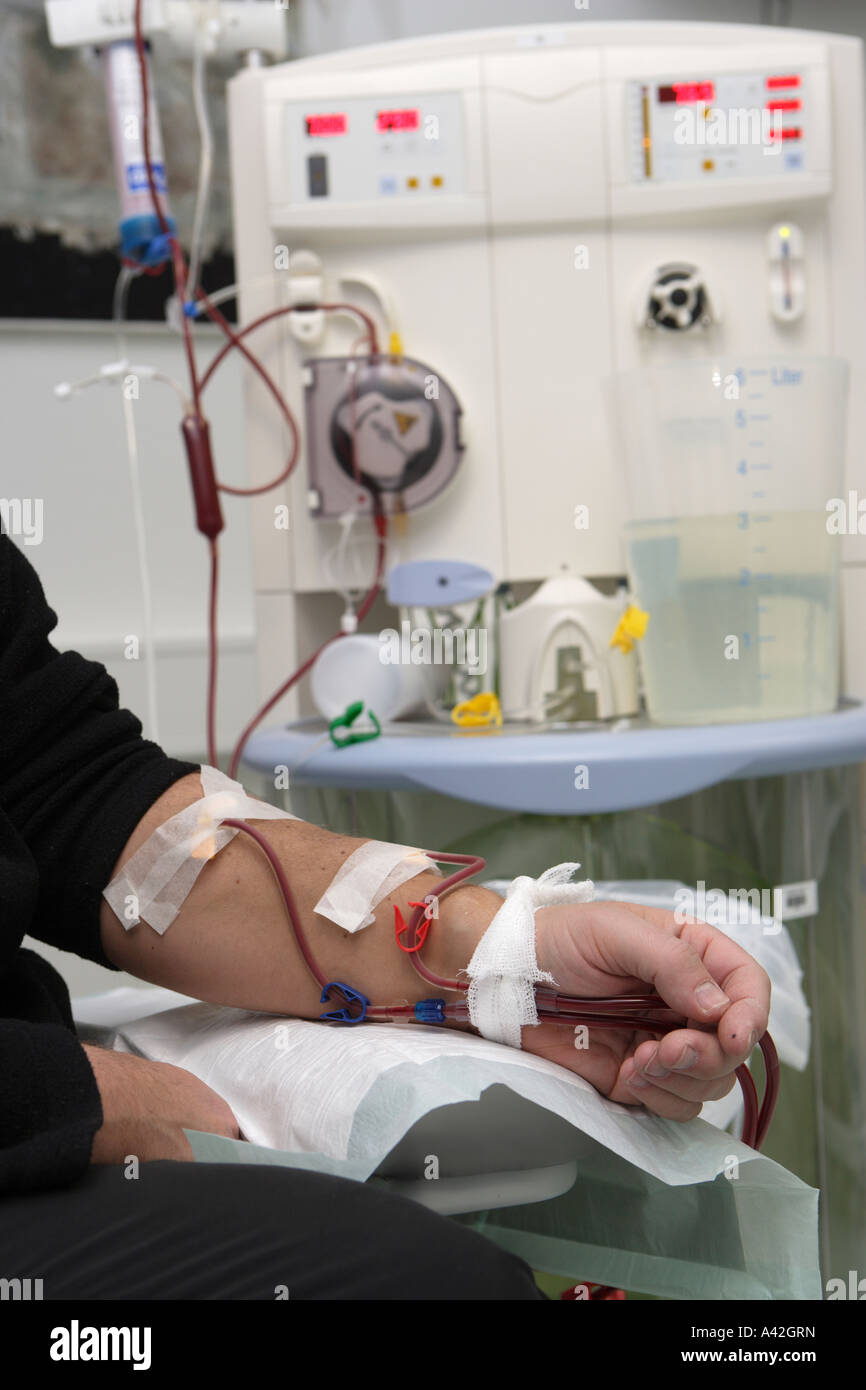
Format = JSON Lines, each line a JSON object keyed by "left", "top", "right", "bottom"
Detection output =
{"left": 589, "top": 903, "right": 737, "bottom": 1022}
{"left": 611, "top": 1032, "right": 741, "bottom": 1120}
{"left": 526, "top": 898, "right": 773, "bottom": 1128}
{"left": 633, "top": 1023, "right": 758, "bottom": 1083}
{"left": 613, "top": 1056, "right": 737, "bottom": 1120}
{"left": 589, "top": 903, "right": 771, "bottom": 1060}
{"left": 522, "top": 1020, "right": 740, "bottom": 1126}
{"left": 621, "top": 1046, "right": 738, "bottom": 1101}
{"left": 678, "top": 916, "right": 770, "bottom": 1057}
{"left": 611, "top": 1061, "right": 705, "bottom": 1121}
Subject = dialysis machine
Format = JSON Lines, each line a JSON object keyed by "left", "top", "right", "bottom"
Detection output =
{"left": 228, "top": 19, "right": 866, "bottom": 715}
{"left": 228, "top": 24, "right": 866, "bottom": 1279}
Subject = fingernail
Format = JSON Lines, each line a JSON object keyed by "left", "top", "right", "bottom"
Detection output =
{"left": 642, "top": 1048, "right": 670, "bottom": 1079}
{"left": 672, "top": 1045, "right": 699, "bottom": 1071}
{"left": 695, "top": 981, "right": 730, "bottom": 1013}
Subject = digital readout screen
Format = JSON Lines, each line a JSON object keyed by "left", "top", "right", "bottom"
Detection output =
{"left": 375, "top": 108, "right": 421, "bottom": 132}
{"left": 305, "top": 113, "right": 348, "bottom": 136}
{"left": 657, "top": 81, "right": 716, "bottom": 104}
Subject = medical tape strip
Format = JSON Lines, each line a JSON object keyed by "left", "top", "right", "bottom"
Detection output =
{"left": 466, "top": 863, "right": 595, "bottom": 1049}
{"left": 313, "top": 841, "right": 438, "bottom": 933}
{"left": 103, "top": 764, "right": 299, "bottom": 935}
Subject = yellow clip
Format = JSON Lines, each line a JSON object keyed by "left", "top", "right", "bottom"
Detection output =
{"left": 451, "top": 692, "right": 503, "bottom": 728}
{"left": 610, "top": 603, "right": 649, "bottom": 655}
{"left": 388, "top": 331, "right": 404, "bottom": 358}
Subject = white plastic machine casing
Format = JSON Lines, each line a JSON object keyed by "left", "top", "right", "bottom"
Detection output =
{"left": 227, "top": 22, "right": 866, "bottom": 721}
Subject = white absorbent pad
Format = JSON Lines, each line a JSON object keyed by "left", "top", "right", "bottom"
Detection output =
{"left": 110, "top": 995, "right": 820, "bottom": 1301}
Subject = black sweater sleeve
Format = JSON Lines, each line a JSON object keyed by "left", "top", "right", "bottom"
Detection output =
{"left": 0, "top": 534, "right": 200, "bottom": 1193}
{"left": 0, "top": 950, "right": 104, "bottom": 1195}
{"left": 0, "top": 533, "right": 200, "bottom": 966}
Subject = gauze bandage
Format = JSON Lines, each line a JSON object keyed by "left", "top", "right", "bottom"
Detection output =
{"left": 314, "top": 841, "right": 438, "bottom": 933}
{"left": 103, "top": 765, "right": 299, "bottom": 935}
{"left": 466, "top": 863, "right": 595, "bottom": 1048}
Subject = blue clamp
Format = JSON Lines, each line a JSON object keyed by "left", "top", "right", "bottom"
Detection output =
{"left": 119, "top": 213, "right": 176, "bottom": 269}
{"left": 414, "top": 998, "right": 446, "bottom": 1024}
{"left": 320, "top": 981, "right": 370, "bottom": 1023}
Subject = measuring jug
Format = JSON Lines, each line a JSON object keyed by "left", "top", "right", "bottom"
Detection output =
{"left": 615, "top": 357, "right": 848, "bottom": 725}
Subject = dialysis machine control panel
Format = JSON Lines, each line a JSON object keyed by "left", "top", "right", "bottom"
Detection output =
{"left": 283, "top": 94, "right": 467, "bottom": 202}
{"left": 628, "top": 71, "right": 811, "bottom": 182}
{"left": 282, "top": 70, "right": 817, "bottom": 201}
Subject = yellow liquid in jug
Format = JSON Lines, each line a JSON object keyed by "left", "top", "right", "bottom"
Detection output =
{"left": 625, "top": 511, "right": 840, "bottom": 725}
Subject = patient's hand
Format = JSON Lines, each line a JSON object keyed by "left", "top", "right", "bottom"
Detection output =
{"left": 83, "top": 1046, "right": 241, "bottom": 1163}
{"left": 527, "top": 902, "right": 771, "bottom": 1122}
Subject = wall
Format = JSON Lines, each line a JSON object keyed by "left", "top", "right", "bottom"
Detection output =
{"left": 0, "top": 318, "right": 257, "bottom": 758}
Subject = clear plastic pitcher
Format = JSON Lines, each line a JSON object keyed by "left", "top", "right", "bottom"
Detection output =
{"left": 615, "top": 357, "right": 848, "bottom": 725}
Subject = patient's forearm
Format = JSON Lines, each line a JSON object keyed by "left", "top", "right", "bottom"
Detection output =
{"left": 99, "top": 772, "right": 499, "bottom": 1019}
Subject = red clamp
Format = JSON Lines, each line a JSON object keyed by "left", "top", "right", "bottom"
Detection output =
{"left": 394, "top": 900, "right": 435, "bottom": 954}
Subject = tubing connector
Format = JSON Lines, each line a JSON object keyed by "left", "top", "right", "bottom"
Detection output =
{"left": 181, "top": 413, "right": 224, "bottom": 540}
{"left": 414, "top": 998, "right": 447, "bottom": 1024}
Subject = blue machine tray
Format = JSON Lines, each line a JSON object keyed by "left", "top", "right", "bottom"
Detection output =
{"left": 241, "top": 701, "right": 866, "bottom": 814}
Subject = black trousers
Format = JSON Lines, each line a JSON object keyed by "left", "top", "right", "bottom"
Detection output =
{"left": 0, "top": 1161, "right": 545, "bottom": 1300}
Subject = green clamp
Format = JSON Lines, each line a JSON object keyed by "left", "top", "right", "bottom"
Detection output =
{"left": 329, "top": 700, "right": 382, "bottom": 748}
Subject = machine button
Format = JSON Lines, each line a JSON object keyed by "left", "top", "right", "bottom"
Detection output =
{"left": 307, "top": 154, "right": 328, "bottom": 198}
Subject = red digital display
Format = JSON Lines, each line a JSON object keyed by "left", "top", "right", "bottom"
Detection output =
{"left": 766, "top": 74, "right": 801, "bottom": 89}
{"left": 766, "top": 98, "right": 802, "bottom": 111}
{"left": 375, "top": 108, "right": 421, "bottom": 132}
{"left": 657, "top": 81, "right": 716, "bottom": 104}
{"left": 305, "top": 113, "right": 348, "bottom": 137}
